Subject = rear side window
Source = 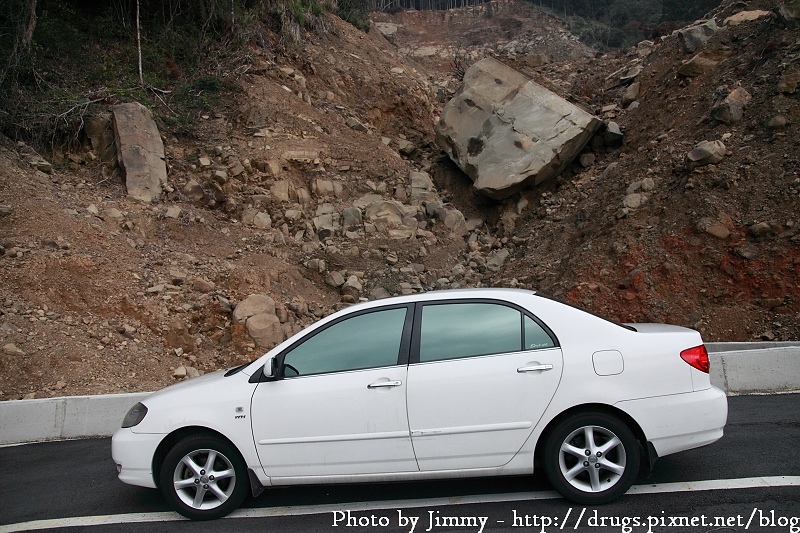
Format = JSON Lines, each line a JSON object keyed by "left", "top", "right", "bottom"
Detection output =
{"left": 525, "top": 315, "right": 555, "bottom": 350}
{"left": 419, "top": 303, "right": 521, "bottom": 362}
{"left": 282, "top": 308, "right": 408, "bottom": 376}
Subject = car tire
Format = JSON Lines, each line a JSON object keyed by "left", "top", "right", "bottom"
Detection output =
{"left": 542, "top": 411, "right": 640, "bottom": 504}
{"left": 159, "top": 434, "right": 248, "bottom": 520}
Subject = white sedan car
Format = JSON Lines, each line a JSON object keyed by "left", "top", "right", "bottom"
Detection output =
{"left": 112, "top": 288, "right": 727, "bottom": 520}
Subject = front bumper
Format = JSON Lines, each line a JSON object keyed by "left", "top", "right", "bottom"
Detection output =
{"left": 111, "top": 427, "right": 165, "bottom": 489}
{"left": 617, "top": 386, "right": 728, "bottom": 457}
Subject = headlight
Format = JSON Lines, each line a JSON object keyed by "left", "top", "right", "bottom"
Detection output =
{"left": 121, "top": 402, "right": 148, "bottom": 428}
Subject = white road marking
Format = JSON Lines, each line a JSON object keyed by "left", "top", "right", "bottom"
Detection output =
{"left": 1, "top": 476, "right": 798, "bottom": 532}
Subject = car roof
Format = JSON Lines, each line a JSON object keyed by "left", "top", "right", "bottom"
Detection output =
{"left": 337, "top": 287, "right": 539, "bottom": 313}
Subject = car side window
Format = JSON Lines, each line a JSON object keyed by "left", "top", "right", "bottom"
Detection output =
{"left": 282, "top": 307, "right": 407, "bottom": 377}
{"left": 524, "top": 315, "right": 555, "bottom": 350}
{"left": 419, "top": 302, "right": 523, "bottom": 362}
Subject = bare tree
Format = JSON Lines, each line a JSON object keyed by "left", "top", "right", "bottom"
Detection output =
{"left": 1, "top": 0, "right": 38, "bottom": 87}
{"left": 136, "top": 0, "right": 144, "bottom": 86}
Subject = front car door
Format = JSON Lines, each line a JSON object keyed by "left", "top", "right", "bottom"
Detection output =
{"left": 406, "top": 300, "right": 563, "bottom": 470}
{"left": 250, "top": 304, "right": 417, "bottom": 478}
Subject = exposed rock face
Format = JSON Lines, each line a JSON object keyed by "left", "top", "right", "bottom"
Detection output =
{"left": 435, "top": 58, "right": 602, "bottom": 200}
{"left": 112, "top": 102, "right": 168, "bottom": 203}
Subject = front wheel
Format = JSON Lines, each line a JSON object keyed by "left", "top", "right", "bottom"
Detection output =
{"left": 159, "top": 435, "right": 248, "bottom": 520}
{"left": 542, "top": 411, "right": 640, "bottom": 504}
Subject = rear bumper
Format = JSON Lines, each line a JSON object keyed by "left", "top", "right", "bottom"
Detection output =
{"left": 616, "top": 386, "right": 728, "bottom": 457}
{"left": 111, "top": 427, "right": 165, "bottom": 489}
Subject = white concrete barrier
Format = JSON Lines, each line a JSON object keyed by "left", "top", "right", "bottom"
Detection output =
{"left": 0, "top": 392, "right": 149, "bottom": 445}
{"left": 707, "top": 342, "right": 800, "bottom": 395}
{"left": 0, "top": 342, "right": 798, "bottom": 445}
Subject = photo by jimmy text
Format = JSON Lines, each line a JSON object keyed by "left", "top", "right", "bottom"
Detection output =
{"left": 331, "top": 507, "right": 800, "bottom": 533}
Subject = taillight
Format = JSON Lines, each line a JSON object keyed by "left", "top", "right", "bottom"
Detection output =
{"left": 681, "top": 345, "right": 710, "bottom": 373}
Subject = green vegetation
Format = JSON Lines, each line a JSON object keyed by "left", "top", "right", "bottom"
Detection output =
{"left": 0, "top": 0, "right": 366, "bottom": 151}
{"left": 336, "top": 0, "right": 371, "bottom": 32}
{"left": 526, "top": 0, "right": 722, "bottom": 49}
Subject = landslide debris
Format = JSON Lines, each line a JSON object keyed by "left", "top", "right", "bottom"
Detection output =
{"left": 0, "top": 0, "right": 798, "bottom": 401}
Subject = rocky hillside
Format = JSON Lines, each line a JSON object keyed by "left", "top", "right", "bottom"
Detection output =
{"left": 0, "top": 0, "right": 798, "bottom": 400}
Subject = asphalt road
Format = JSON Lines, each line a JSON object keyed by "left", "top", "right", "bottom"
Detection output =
{"left": 1, "top": 394, "right": 798, "bottom": 533}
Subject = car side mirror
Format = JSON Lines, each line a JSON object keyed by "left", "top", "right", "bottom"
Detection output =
{"left": 264, "top": 356, "right": 277, "bottom": 379}
{"left": 249, "top": 356, "right": 279, "bottom": 383}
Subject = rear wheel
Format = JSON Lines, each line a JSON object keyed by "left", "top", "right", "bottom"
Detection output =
{"left": 542, "top": 411, "right": 640, "bottom": 504}
{"left": 159, "top": 434, "right": 248, "bottom": 520}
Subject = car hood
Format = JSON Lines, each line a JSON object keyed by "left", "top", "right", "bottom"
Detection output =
{"left": 142, "top": 368, "right": 230, "bottom": 402}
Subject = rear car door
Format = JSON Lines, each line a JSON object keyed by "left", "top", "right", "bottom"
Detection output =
{"left": 406, "top": 300, "right": 563, "bottom": 470}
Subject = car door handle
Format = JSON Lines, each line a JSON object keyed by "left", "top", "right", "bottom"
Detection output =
{"left": 367, "top": 380, "right": 402, "bottom": 389}
{"left": 517, "top": 364, "right": 553, "bottom": 373}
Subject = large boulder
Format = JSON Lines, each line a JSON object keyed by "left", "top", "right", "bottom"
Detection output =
{"left": 112, "top": 102, "right": 168, "bottom": 203}
{"left": 435, "top": 58, "right": 602, "bottom": 200}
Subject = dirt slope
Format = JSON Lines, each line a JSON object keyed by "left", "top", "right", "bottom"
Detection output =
{"left": 0, "top": 0, "right": 798, "bottom": 401}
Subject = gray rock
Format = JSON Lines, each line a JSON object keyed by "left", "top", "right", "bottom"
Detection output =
{"left": 621, "top": 82, "right": 640, "bottom": 108}
{"left": 686, "top": 140, "right": 726, "bottom": 169}
{"left": 604, "top": 122, "right": 623, "bottom": 146}
{"left": 735, "top": 244, "right": 760, "bottom": 260}
{"left": 696, "top": 218, "right": 730, "bottom": 239}
{"left": 711, "top": 87, "right": 752, "bottom": 124}
{"left": 678, "top": 19, "right": 718, "bottom": 53}
{"left": 370, "top": 287, "right": 392, "bottom": 299}
{"left": 346, "top": 117, "right": 368, "bottom": 132}
{"left": 435, "top": 58, "right": 601, "bottom": 199}
{"left": 271, "top": 181, "right": 291, "bottom": 203}
{"left": 437, "top": 205, "right": 468, "bottom": 237}
{"left": 191, "top": 278, "right": 215, "bottom": 293}
{"left": 767, "top": 115, "right": 788, "bottom": 130}
{"left": 396, "top": 138, "right": 416, "bottom": 156}
{"left": 465, "top": 218, "right": 484, "bottom": 232}
{"left": 342, "top": 275, "right": 363, "bottom": 298}
{"left": 325, "top": 271, "right": 346, "bottom": 288}
{"left": 2, "top": 343, "right": 25, "bottom": 356}
{"left": 0, "top": 205, "right": 12, "bottom": 217}
{"left": 486, "top": 248, "right": 510, "bottom": 271}
{"left": 112, "top": 102, "right": 168, "bottom": 203}
{"left": 182, "top": 179, "right": 205, "bottom": 203}
{"left": 341, "top": 207, "right": 361, "bottom": 230}
{"left": 365, "top": 200, "right": 408, "bottom": 234}
{"left": 723, "top": 10, "right": 772, "bottom": 26}
{"left": 246, "top": 313, "right": 284, "bottom": 348}
{"left": 579, "top": 153, "right": 596, "bottom": 168}
{"left": 409, "top": 171, "right": 437, "bottom": 204}
{"left": 619, "top": 66, "right": 643, "bottom": 84}
{"left": 623, "top": 193, "right": 646, "bottom": 209}
{"left": 253, "top": 212, "right": 272, "bottom": 229}
{"left": 677, "top": 54, "right": 719, "bottom": 77}
{"left": 748, "top": 222, "right": 776, "bottom": 240}
{"left": 601, "top": 162, "right": 619, "bottom": 180}
{"left": 233, "top": 294, "right": 276, "bottom": 323}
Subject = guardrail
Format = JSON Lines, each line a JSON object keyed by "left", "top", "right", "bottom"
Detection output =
{"left": 1, "top": 342, "right": 798, "bottom": 445}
